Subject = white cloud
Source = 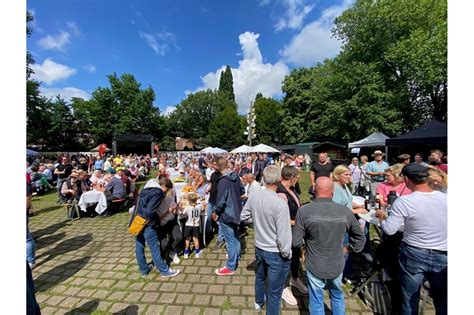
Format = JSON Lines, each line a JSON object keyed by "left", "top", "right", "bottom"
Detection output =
{"left": 163, "top": 106, "right": 177, "bottom": 116}
{"left": 197, "top": 31, "right": 290, "bottom": 114}
{"left": 39, "top": 87, "right": 90, "bottom": 102}
{"left": 280, "top": 0, "right": 353, "bottom": 66}
{"left": 66, "top": 21, "right": 80, "bottom": 35}
{"left": 258, "top": 0, "right": 271, "bottom": 7}
{"left": 30, "top": 58, "right": 77, "bottom": 85}
{"left": 274, "top": 0, "right": 315, "bottom": 31}
{"left": 139, "top": 31, "right": 177, "bottom": 56}
{"left": 38, "top": 31, "right": 70, "bottom": 51}
{"left": 83, "top": 64, "right": 96, "bottom": 73}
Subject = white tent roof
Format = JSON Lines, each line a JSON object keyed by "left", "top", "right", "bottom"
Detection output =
{"left": 249, "top": 143, "right": 280, "bottom": 153}
{"left": 230, "top": 145, "right": 251, "bottom": 154}
{"left": 348, "top": 132, "right": 390, "bottom": 148}
{"left": 201, "top": 147, "right": 228, "bottom": 154}
{"left": 200, "top": 146, "right": 214, "bottom": 153}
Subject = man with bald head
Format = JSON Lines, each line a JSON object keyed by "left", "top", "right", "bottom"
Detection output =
{"left": 293, "top": 177, "right": 365, "bottom": 314}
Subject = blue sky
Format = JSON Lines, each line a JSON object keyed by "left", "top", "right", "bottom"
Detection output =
{"left": 27, "top": 0, "right": 353, "bottom": 114}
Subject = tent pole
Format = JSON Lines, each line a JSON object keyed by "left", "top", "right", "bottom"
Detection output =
{"left": 385, "top": 146, "right": 389, "bottom": 163}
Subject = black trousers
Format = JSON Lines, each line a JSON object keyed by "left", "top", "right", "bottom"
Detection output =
{"left": 159, "top": 218, "right": 183, "bottom": 254}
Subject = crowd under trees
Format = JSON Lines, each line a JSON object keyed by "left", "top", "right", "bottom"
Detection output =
{"left": 26, "top": 0, "right": 447, "bottom": 152}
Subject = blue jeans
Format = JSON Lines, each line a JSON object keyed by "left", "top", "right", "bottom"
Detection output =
{"left": 219, "top": 221, "right": 240, "bottom": 271}
{"left": 255, "top": 248, "right": 290, "bottom": 315}
{"left": 307, "top": 270, "right": 345, "bottom": 315}
{"left": 135, "top": 224, "right": 170, "bottom": 275}
{"left": 26, "top": 218, "right": 35, "bottom": 265}
{"left": 399, "top": 243, "right": 447, "bottom": 315}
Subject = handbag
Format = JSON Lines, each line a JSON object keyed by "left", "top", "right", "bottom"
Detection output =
{"left": 129, "top": 214, "right": 148, "bottom": 236}
{"left": 128, "top": 196, "right": 149, "bottom": 236}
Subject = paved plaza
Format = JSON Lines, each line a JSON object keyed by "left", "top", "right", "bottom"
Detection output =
{"left": 29, "top": 195, "right": 434, "bottom": 314}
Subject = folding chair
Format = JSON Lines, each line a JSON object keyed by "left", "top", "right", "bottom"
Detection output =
{"left": 65, "top": 199, "right": 81, "bottom": 220}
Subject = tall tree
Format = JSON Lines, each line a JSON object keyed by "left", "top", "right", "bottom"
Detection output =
{"left": 26, "top": 10, "right": 53, "bottom": 149}
{"left": 71, "top": 73, "right": 164, "bottom": 145}
{"left": 207, "top": 105, "right": 245, "bottom": 148}
{"left": 166, "top": 89, "right": 225, "bottom": 148}
{"left": 333, "top": 0, "right": 447, "bottom": 125}
{"left": 253, "top": 95, "right": 283, "bottom": 145}
{"left": 218, "top": 65, "right": 236, "bottom": 106}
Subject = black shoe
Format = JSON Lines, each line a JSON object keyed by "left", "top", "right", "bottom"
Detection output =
{"left": 101, "top": 211, "right": 112, "bottom": 217}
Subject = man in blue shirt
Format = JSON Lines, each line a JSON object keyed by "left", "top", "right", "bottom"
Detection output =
{"left": 366, "top": 150, "right": 389, "bottom": 197}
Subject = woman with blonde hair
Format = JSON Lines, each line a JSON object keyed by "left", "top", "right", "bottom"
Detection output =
{"left": 332, "top": 165, "right": 367, "bottom": 215}
{"left": 427, "top": 165, "right": 448, "bottom": 193}
{"left": 376, "top": 163, "right": 412, "bottom": 207}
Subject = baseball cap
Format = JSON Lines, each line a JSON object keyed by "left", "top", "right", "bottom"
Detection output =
{"left": 401, "top": 163, "right": 428, "bottom": 182}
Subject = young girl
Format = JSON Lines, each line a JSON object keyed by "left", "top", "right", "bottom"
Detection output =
{"left": 179, "top": 193, "right": 205, "bottom": 259}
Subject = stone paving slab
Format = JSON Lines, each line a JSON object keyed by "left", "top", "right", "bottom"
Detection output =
{"left": 29, "top": 195, "right": 435, "bottom": 314}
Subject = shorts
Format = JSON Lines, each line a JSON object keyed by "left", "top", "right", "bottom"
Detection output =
{"left": 184, "top": 226, "right": 201, "bottom": 238}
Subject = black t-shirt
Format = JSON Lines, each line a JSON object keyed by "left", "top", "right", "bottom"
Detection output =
{"left": 208, "top": 171, "right": 222, "bottom": 204}
{"left": 198, "top": 157, "right": 206, "bottom": 169}
{"left": 311, "top": 162, "right": 334, "bottom": 179}
{"left": 56, "top": 163, "right": 74, "bottom": 179}
{"left": 78, "top": 163, "right": 89, "bottom": 172}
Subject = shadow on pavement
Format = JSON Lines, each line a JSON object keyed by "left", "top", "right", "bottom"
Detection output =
{"left": 64, "top": 300, "right": 99, "bottom": 314}
{"left": 33, "top": 205, "right": 63, "bottom": 216}
{"left": 113, "top": 304, "right": 139, "bottom": 315}
{"left": 35, "top": 232, "right": 67, "bottom": 250}
{"left": 31, "top": 220, "right": 69, "bottom": 240}
{"left": 35, "top": 256, "right": 91, "bottom": 292}
{"left": 35, "top": 234, "right": 93, "bottom": 267}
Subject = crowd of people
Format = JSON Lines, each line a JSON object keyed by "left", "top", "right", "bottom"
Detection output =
{"left": 26, "top": 148, "right": 448, "bottom": 314}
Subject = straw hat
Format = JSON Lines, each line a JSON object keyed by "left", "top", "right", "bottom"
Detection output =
{"left": 372, "top": 150, "right": 385, "bottom": 157}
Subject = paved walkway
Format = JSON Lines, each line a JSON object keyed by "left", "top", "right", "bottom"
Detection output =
{"left": 29, "top": 199, "right": 434, "bottom": 314}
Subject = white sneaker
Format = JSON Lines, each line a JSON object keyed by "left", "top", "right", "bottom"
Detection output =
{"left": 281, "top": 287, "right": 298, "bottom": 306}
{"left": 183, "top": 253, "right": 189, "bottom": 260}
{"left": 254, "top": 303, "right": 262, "bottom": 312}
{"left": 171, "top": 254, "right": 180, "bottom": 264}
{"left": 195, "top": 252, "right": 201, "bottom": 258}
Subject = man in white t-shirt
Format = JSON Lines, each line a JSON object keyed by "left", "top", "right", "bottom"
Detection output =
{"left": 376, "top": 163, "right": 447, "bottom": 315}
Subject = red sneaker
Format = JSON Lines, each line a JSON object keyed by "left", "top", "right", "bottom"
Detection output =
{"left": 215, "top": 266, "right": 235, "bottom": 276}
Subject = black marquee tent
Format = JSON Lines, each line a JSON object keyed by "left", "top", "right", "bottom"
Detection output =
{"left": 385, "top": 119, "right": 447, "bottom": 146}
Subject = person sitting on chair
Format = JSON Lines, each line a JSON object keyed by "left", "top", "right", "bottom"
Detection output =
{"left": 60, "top": 172, "right": 80, "bottom": 203}
{"left": 104, "top": 167, "right": 127, "bottom": 202}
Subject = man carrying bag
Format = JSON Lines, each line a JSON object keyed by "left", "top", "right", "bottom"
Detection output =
{"left": 132, "top": 177, "right": 180, "bottom": 278}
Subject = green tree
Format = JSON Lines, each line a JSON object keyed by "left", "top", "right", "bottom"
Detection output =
{"left": 207, "top": 105, "right": 245, "bottom": 148}
{"left": 167, "top": 89, "right": 225, "bottom": 148}
{"left": 333, "top": 0, "right": 447, "bottom": 125}
{"left": 218, "top": 65, "right": 236, "bottom": 107}
{"left": 26, "top": 11, "right": 54, "bottom": 149}
{"left": 253, "top": 95, "right": 283, "bottom": 145}
{"left": 71, "top": 73, "right": 164, "bottom": 145}
{"left": 47, "top": 96, "right": 79, "bottom": 150}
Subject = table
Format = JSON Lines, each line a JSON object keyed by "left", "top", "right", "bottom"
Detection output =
{"left": 78, "top": 190, "right": 108, "bottom": 215}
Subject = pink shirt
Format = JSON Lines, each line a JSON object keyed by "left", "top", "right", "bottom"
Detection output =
{"left": 376, "top": 182, "right": 412, "bottom": 204}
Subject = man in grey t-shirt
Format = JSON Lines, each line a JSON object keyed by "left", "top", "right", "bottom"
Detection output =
{"left": 241, "top": 166, "right": 292, "bottom": 314}
{"left": 293, "top": 177, "right": 365, "bottom": 314}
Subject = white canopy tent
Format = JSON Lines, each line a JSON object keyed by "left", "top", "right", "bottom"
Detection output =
{"left": 201, "top": 147, "right": 228, "bottom": 154}
{"left": 200, "top": 146, "right": 215, "bottom": 153}
{"left": 348, "top": 132, "right": 389, "bottom": 148}
{"left": 249, "top": 143, "right": 280, "bottom": 153}
{"left": 230, "top": 145, "right": 251, "bottom": 154}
